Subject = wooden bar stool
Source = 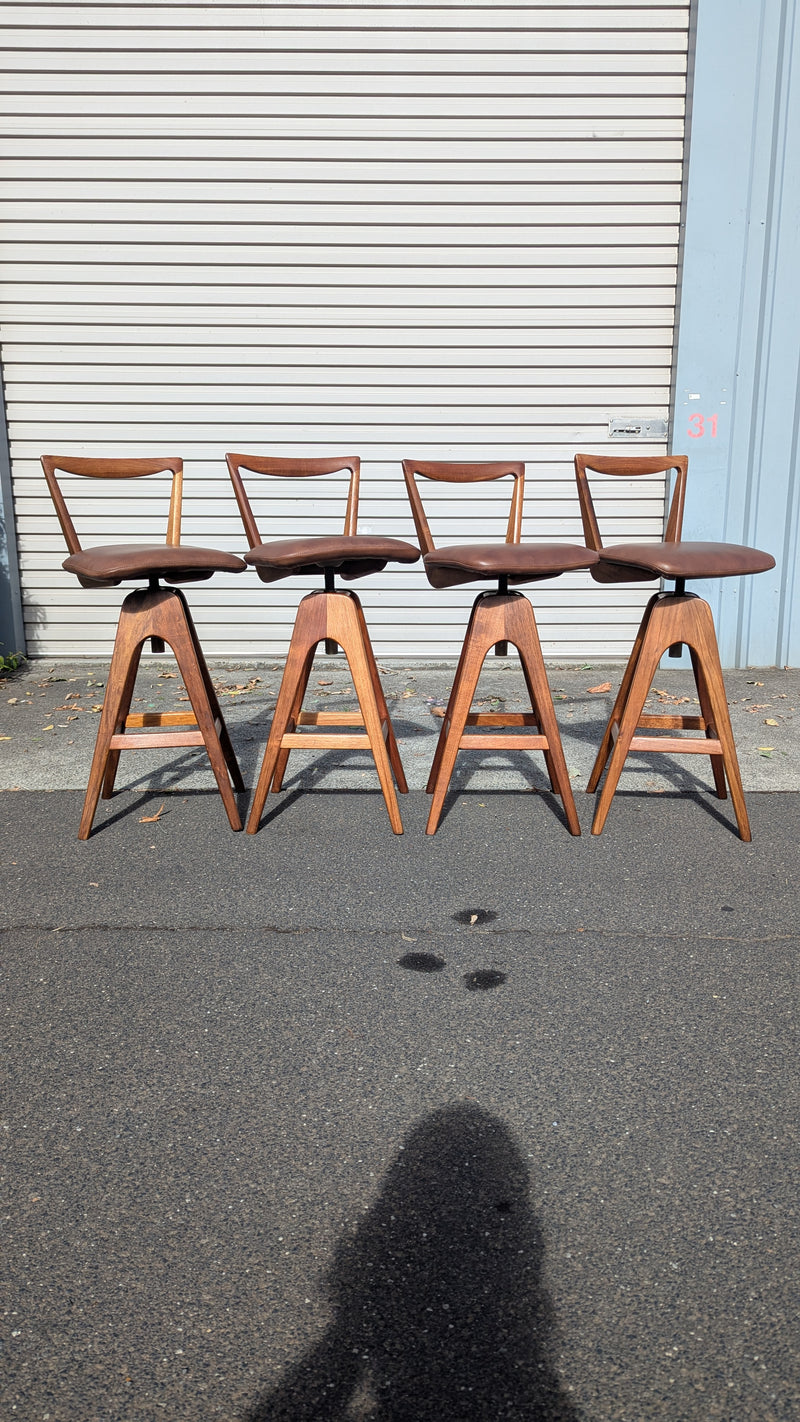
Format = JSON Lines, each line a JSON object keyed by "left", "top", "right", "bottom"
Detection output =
{"left": 574, "top": 453, "right": 775, "bottom": 838}
{"left": 225, "top": 453, "right": 420, "bottom": 834}
{"left": 402, "top": 458, "right": 599, "bottom": 835}
{"left": 41, "top": 455, "right": 247, "bottom": 839}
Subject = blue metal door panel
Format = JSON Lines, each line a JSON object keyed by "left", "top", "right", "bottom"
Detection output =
{"left": 673, "top": 0, "right": 800, "bottom": 666}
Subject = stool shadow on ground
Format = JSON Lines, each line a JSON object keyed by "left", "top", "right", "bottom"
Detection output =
{"left": 245, "top": 1102, "right": 583, "bottom": 1422}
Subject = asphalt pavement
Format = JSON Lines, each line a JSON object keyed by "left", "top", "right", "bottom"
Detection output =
{"left": 1, "top": 656, "right": 798, "bottom": 1422}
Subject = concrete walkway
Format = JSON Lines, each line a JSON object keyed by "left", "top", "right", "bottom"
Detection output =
{"left": 2, "top": 657, "right": 798, "bottom": 1422}
{"left": 2, "top": 657, "right": 799, "bottom": 794}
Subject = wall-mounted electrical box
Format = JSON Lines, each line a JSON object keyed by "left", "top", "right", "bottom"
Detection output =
{"left": 608, "top": 417, "right": 668, "bottom": 441}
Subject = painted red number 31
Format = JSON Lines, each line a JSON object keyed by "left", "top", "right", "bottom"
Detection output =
{"left": 688, "top": 413, "right": 718, "bottom": 438}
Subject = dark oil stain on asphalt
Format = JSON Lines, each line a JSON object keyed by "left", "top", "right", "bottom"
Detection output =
{"left": 398, "top": 952, "right": 446, "bottom": 973}
{"left": 464, "top": 969, "right": 507, "bottom": 992}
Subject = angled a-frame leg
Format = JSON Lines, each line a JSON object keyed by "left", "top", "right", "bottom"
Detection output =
{"left": 247, "top": 589, "right": 407, "bottom": 834}
{"left": 425, "top": 589, "right": 580, "bottom": 835}
{"left": 590, "top": 591, "right": 750, "bottom": 839}
{"left": 586, "top": 592, "right": 660, "bottom": 793}
{"left": 79, "top": 584, "right": 244, "bottom": 840}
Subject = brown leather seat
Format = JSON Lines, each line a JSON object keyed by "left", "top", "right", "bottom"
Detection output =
{"left": 403, "top": 457, "right": 599, "bottom": 835}
{"left": 64, "top": 542, "right": 246, "bottom": 587}
{"left": 41, "top": 454, "right": 246, "bottom": 838}
{"left": 245, "top": 533, "right": 419, "bottom": 583}
{"left": 574, "top": 452, "right": 775, "bottom": 839}
{"left": 226, "top": 452, "right": 419, "bottom": 835}
{"left": 593, "top": 540, "right": 775, "bottom": 584}
{"left": 424, "top": 540, "right": 600, "bottom": 589}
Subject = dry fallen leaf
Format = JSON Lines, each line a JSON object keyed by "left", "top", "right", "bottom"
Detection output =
{"left": 469, "top": 913, "right": 478, "bottom": 925}
{"left": 587, "top": 682, "right": 612, "bottom": 694}
{"left": 317, "top": 679, "right": 333, "bottom": 686}
{"left": 401, "top": 932, "right": 417, "bottom": 942}
{"left": 430, "top": 706, "right": 446, "bottom": 718}
{"left": 42, "top": 724, "right": 54, "bottom": 731}
{"left": 765, "top": 718, "right": 778, "bottom": 726}
{"left": 139, "top": 803, "right": 166, "bottom": 823}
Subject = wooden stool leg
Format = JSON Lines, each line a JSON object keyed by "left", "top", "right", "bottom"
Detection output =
{"left": 101, "top": 639, "right": 144, "bottom": 799}
{"left": 247, "top": 594, "right": 327, "bottom": 832}
{"left": 79, "top": 586, "right": 243, "bottom": 840}
{"left": 426, "top": 596, "right": 501, "bottom": 835}
{"left": 182, "top": 595, "right": 246, "bottom": 793}
{"left": 351, "top": 592, "right": 408, "bottom": 794}
{"left": 270, "top": 644, "right": 316, "bottom": 793}
{"left": 684, "top": 598, "right": 750, "bottom": 840}
{"left": 689, "top": 646, "right": 728, "bottom": 800}
{"left": 591, "top": 611, "right": 668, "bottom": 836}
{"left": 591, "top": 592, "right": 751, "bottom": 839}
{"left": 506, "top": 597, "right": 580, "bottom": 836}
{"left": 424, "top": 599, "right": 479, "bottom": 795}
{"left": 248, "top": 591, "right": 406, "bottom": 834}
{"left": 587, "top": 592, "right": 659, "bottom": 792}
{"left": 79, "top": 601, "right": 148, "bottom": 839}
{"left": 156, "top": 593, "right": 243, "bottom": 832}
{"left": 328, "top": 594, "right": 404, "bottom": 834}
{"left": 426, "top": 592, "right": 580, "bottom": 836}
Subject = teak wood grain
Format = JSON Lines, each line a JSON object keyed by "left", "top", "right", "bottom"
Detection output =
{"left": 226, "top": 451, "right": 362, "bottom": 654}
{"left": 401, "top": 457, "right": 594, "bottom": 832}
{"left": 79, "top": 585, "right": 244, "bottom": 839}
{"left": 572, "top": 452, "right": 773, "bottom": 839}
{"left": 588, "top": 591, "right": 749, "bottom": 839}
{"left": 246, "top": 589, "right": 407, "bottom": 834}
{"left": 41, "top": 454, "right": 246, "bottom": 838}
{"left": 424, "top": 590, "right": 580, "bottom": 836}
{"left": 226, "top": 451, "right": 415, "bottom": 831}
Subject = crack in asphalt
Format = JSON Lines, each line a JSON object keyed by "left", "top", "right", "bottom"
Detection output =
{"left": 1, "top": 923, "right": 796, "bottom": 944}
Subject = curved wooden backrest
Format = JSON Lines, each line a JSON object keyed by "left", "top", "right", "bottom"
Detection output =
{"left": 573, "top": 452, "right": 689, "bottom": 550}
{"left": 401, "top": 458, "right": 525, "bottom": 557}
{"left": 40, "top": 455, "right": 184, "bottom": 553}
{"left": 225, "top": 452, "right": 361, "bottom": 548}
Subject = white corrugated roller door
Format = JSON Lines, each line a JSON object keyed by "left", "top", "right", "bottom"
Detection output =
{"left": 0, "top": 1, "right": 689, "bottom": 659}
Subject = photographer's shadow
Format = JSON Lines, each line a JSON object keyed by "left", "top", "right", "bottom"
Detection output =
{"left": 246, "top": 1102, "right": 582, "bottom": 1421}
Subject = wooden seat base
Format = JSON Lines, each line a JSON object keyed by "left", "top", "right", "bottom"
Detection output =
{"left": 425, "top": 590, "right": 580, "bottom": 836}
{"left": 78, "top": 584, "right": 244, "bottom": 839}
{"left": 589, "top": 590, "right": 750, "bottom": 839}
{"left": 247, "top": 588, "right": 408, "bottom": 834}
